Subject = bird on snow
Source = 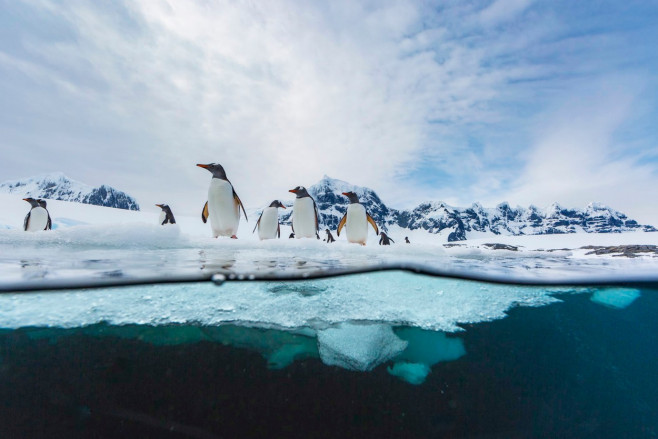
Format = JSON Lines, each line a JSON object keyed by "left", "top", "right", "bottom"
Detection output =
{"left": 253, "top": 200, "right": 286, "bottom": 240}
{"left": 23, "top": 198, "right": 52, "bottom": 231}
{"left": 289, "top": 186, "right": 320, "bottom": 239}
{"left": 197, "top": 163, "right": 247, "bottom": 238}
{"left": 337, "top": 191, "right": 378, "bottom": 245}
{"left": 324, "top": 228, "right": 336, "bottom": 243}
{"left": 155, "top": 204, "right": 176, "bottom": 225}
{"left": 379, "top": 232, "right": 394, "bottom": 245}
{"left": 405, "top": 236, "right": 410, "bottom": 244}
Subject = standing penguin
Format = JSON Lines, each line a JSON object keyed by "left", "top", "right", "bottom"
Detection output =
{"left": 197, "top": 163, "right": 247, "bottom": 238}
{"left": 324, "top": 228, "right": 336, "bottom": 243}
{"left": 379, "top": 232, "right": 394, "bottom": 245}
{"left": 253, "top": 200, "right": 286, "bottom": 240}
{"left": 23, "top": 198, "right": 52, "bottom": 231}
{"left": 405, "top": 236, "right": 410, "bottom": 244}
{"left": 337, "top": 191, "right": 378, "bottom": 245}
{"left": 289, "top": 186, "right": 320, "bottom": 239}
{"left": 155, "top": 204, "right": 176, "bottom": 225}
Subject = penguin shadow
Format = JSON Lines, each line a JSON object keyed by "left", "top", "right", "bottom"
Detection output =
{"left": 20, "top": 259, "right": 49, "bottom": 279}
{"left": 267, "top": 282, "right": 327, "bottom": 297}
{"left": 198, "top": 250, "right": 236, "bottom": 272}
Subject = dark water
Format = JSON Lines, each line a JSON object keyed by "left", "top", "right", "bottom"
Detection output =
{"left": 1, "top": 287, "right": 657, "bottom": 438}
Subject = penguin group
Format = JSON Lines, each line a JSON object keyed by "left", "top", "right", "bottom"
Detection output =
{"left": 20, "top": 161, "right": 406, "bottom": 246}
{"left": 194, "top": 162, "right": 399, "bottom": 245}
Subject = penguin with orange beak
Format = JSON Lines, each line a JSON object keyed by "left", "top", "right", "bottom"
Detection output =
{"left": 23, "top": 197, "right": 51, "bottom": 231}
{"left": 289, "top": 186, "right": 320, "bottom": 239}
{"left": 197, "top": 163, "right": 247, "bottom": 238}
{"left": 337, "top": 191, "right": 378, "bottom": 245}
{"left": 155, "top": 204, "right": 176, "bottom": 225}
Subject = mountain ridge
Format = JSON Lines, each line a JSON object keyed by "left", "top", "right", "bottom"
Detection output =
{"left": 277, "top": 176, "right": 656, "bottom": 241}
{"left": 0, "top": 173, "right": 140, "bottom": 211}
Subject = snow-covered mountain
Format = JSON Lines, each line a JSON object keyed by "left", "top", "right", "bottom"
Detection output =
{"left": 0, "top": 173, "right": 140, "bottom": 211}
{"left": 279, "top": 176, "right": 656, "bottom": 241}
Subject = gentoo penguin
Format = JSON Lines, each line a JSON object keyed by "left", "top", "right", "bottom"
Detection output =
{"left": 379, "top": 231, "right": 394, "bottom": 245}
{"left": 197, "top": 163, "right": 248, "bottom": 238}
{"left": 405, "top": 236, "right": 410, "bottom": 244}
{"left": 289, "top": 233, "right": 295, "bottom": 239}
{"left": 253, "top": 200, "right": 286, "bottom": 240}
{"left": 289, "top": 186, "right": 320, "bottom": 239}
{"left": 155, "top": 204, "right": 176, "bottom": 225}
{"left": 324, "top": 228, "right": 336, "bottom": 243}
{"left": 337, "top": 191, "right": 378, "bottom": 245}
{"left": 23, "top": 198, "right": 51, "bottom": 231}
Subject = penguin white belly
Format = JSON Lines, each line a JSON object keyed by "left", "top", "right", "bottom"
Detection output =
{"left": 258, "top": 207, "right": 279, "bottom": 240}
{"left": 26, "top": 207, "right": 49, "bottom": 231}
{"left": 208, "top": 179, "right": 239, "bottom": 237}
{"left": 345, "top": 204, "right": 368, "bottom": 244}
{"left": 292, "top": 198, "right": 316, "bottom": 238}
{"left": 158, "top": 211, "right": 166, "bottom": 225}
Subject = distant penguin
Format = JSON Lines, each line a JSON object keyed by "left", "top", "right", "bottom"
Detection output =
{"left": 337, "top": 191, "right": 378, "bottom": 245}
{"left": 253, "top": 200, "right": 286, "bottom": 240}
{"left": 197, "top": 163, "right": 247, "bottom": 238}
{"left": 155, "top": 204, "right": 176, "bottom": 225}
{"left": 379, "top": 232, "right": 394, "bottom": 245}
{"left": 325, "top": 228, "right": 336, "bottom": 243}
{"left": 289, "top": 186, "right": 320, "bottom": 238}
{"left": 405, "top": 236, "right": 410, "bottom": 244}
{"left": 23, "top": 197, "right": 51, "bottom": 231}
{"left": 289, "top": 233, "right": 295, "bottom": 239}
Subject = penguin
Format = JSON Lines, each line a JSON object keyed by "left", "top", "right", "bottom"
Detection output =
{"left": 289, "top": 233, "right": 295, "bottom": 239}
{"left": 337, "top": 191, "right": 378, "bottom": 245}
{"left": 289, "top": 186, "right": 320, "bottom": 239}
{"left": 197, "top": 163, "right": 248, "bottom": 238}
{"left": 155, "top": 204, "right": 176, "bottom": 225}
{"left": 405, "top": 236, "right": 410, "bottom": 244}
{"left": 324, "top": 228, "right": 336, "bottom": 243}
{"left": 23, "top": 197, "right": 52, "bottom": 231}
{"left": 253, "top": 200, "right": 286, "bottom": 240}
{"left": 379, "top": 231, "right": 394, "bottom": 245}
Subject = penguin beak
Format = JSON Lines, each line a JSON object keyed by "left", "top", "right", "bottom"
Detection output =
{"left": 22, "top": 198, "right": 29, "bottom": 202}
{"left": 196, "top": 164, "right": 210, "bottom": 169}
{"left": 342, "top": 192, "right": 349, "bottom": 196}
{"left": 289, "top": 189, "right": 297, "bottom": 193}
{"left": 280, "top": 205, "right": 286, "bottom": 209}
{"left": 155, "top": 204, "right": 163, "bottom": 208}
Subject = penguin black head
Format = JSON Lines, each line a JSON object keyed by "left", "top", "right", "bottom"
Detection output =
{"left": 23, "top": 198, "right": 39, "bottom": 208}
{"left": 269, "top": 200, "right": 286, "bottom": 209}
{"left": 289, "top": 186, "right": 310, "bottom": 199}
{"left": 155, "top": 204, "right": 170, "bottom": 210}
{"left": 37, "top": 199, "right": 47, "bottom": 208}
{"left": 196, "top": 163, "right": 228, "bottom": 180}
{"left": 342, "top": 191, "right": 360, "bottom": 204}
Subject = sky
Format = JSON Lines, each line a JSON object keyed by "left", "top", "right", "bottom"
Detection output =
{"left": 1, "top": 0, "right": 657, "bottom": 224}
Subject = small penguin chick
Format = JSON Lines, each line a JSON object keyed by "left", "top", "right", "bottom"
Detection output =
{"left": 379, "top": 231, "right": 394, "bottom": 245}
{"left": 325, "top": 228, "right": 336, "bottom": 243}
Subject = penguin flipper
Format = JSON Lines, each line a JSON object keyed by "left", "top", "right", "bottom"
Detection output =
{"left": 252, "top": 212, "right": 263, "bottom": 234}
{"left": 390, "top": 237, "right": 395, "bottom": 243}
{"left": 202, "top": 202, "right": 209, "bottom": 224}
{"left": 312, "top": 198, "right": 320, "bottom": 232}
{"left": 277, "top": 223, "right": 281, "bottom": 238}
{"left": 232, "top": 188, "right": 248, "bottom": 222}
{"left": 337, "top": 214, "right": 347, "bottom": 236}
{"left": 366, "top": 213, "right": 379, "bottom": 235}
{"left": 23, "top": 212, "right": 31, "bottom": 231}
{"left": 46, "top": 214, "right": 52, "bottom": 230}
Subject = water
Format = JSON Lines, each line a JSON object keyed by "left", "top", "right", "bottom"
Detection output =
{"left": 0, "top": 273, "right": 656, "bottom": 437}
